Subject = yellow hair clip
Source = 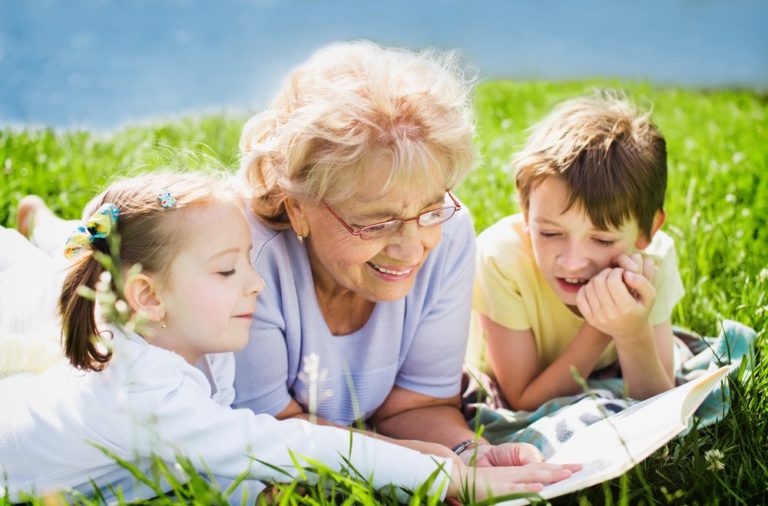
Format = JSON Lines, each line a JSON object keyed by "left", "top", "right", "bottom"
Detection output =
{"left": 63, "top": 203, "right": 120, "bottom": 259}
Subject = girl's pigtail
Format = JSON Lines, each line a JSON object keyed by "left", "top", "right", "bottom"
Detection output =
{"left": 59, "top": 256, "right": 112, "bottom": 371}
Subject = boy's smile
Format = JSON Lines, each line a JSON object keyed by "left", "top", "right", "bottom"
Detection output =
{"left": 524, "top": 177, "right": 651, "bottom": 310}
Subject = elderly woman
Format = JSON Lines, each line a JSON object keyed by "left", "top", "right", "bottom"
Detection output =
{"left": 233, "top": 40, "right": 526, "bottom": 466}
{"left": 4, "top": 41, "right": 577, "bottom": 486}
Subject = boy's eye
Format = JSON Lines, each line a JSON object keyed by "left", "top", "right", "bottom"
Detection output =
{"left": 594, "top": 239, "right": 616, "bottom": 247}
{"left": 540, "top": 231, "right": 561, "bottom": 239}
{"left": 218, "top": 269, "right": 236, "bottom": 278}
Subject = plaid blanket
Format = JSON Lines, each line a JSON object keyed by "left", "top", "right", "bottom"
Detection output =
{"left": 461, "top": 320, "right": 756, "bottom": 458}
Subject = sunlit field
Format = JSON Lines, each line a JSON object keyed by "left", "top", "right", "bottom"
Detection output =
{"left": 1, "top": 80, "right": 766, "bottom": 504}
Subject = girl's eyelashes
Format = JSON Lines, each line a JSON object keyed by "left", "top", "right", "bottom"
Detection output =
{"left": 218, "top": 269, "right": 236, "bottom": 278}
{"left": 540, "top": 231, "right": 561, "bottom": 238}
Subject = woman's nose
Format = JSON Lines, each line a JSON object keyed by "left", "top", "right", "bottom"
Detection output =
{"left": 386, "top": 222, "right": 425, "bottom": 264}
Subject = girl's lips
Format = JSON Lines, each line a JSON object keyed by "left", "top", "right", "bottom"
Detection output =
{"left": 367, "top": 262, "right": 415, "bottom": 281}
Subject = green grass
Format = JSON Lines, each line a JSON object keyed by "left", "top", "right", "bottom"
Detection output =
{"left": 1, "top": 80, "right": 767, "bottom": 504}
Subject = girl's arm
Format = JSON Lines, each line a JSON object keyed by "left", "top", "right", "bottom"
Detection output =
{"left": 131, "top": 374, "right": 576, "bottom": 502}
{"left": 482, "top": 315, "right": 612, "bottom": 411}
{"left": 132, "top": 371, "right": 454, "bottom": 498}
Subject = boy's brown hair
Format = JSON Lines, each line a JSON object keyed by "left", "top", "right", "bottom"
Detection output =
{"left": 513, "top": 92, "right": 667, "bottom": 237}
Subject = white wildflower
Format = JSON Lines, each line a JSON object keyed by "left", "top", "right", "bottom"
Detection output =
{"left": 298, "top": 353, "right": 333, "bottom": 423}
{"left": 704, "top": 449, "right": 725, "bottom": 472}
{"left": 114, "top": 300, "right": 129, "bottom": 315}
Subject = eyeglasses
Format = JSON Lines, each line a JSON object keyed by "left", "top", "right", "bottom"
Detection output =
{"left": 323, "top": 192, "right": 462, "bottom": 240}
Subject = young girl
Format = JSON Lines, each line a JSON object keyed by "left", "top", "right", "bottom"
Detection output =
{"left": 0, "top": 173, "right": 576, "bottom": 503}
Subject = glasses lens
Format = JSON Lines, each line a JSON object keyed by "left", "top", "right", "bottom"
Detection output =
{"left": 418, "top": 206, "right": 456, "bottom": 227}
{"left": 358, "top": 220, "right": 402, "bottom": 240}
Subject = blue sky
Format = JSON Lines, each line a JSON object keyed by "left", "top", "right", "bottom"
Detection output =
{"left": 1, "top": 0, "right": 766, "bottom": 129}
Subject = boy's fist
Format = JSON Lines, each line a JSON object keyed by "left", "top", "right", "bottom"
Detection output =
{"left": 576, "top": 266, "right": 656, "bottom": 341}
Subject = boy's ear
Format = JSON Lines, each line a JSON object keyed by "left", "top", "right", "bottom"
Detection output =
{"left": 123, "top": 273, "right": 164, "bottom": 323}
{"left": 635, "top": 210, "right": 666, "bottom": 249}
{"left": 284, "top": 196, "right": 310, "bottom": 238}
{"left": 521, "top": 203, "right": 530, "bottom": 234}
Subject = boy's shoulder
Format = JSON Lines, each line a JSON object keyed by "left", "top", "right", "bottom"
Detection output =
{"left": 476, "top": 213, "right": 531, "bottom": 258}
{"left": 645, "top": 229, "right": 677, "bottom": 260}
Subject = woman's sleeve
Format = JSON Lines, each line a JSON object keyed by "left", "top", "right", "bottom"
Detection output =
{"left": 232, "top": 274, "right": 294, "bottom": 416}
{"left": 128, "top": 372, "right": 453, "bottom": 499}
{"left": 394, "top": 210, "right": 475, "bottom": 398}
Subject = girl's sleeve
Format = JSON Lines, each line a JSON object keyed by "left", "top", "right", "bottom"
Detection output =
{"left": 128, "top": 372, "right": 453, "bottom": 500}
{"left": 394, "top": 210, "right": 475, "bottom": 398}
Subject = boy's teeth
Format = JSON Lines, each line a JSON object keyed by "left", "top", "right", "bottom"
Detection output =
{"left": 370, "top": 263, "right": 413, "bottom": 276}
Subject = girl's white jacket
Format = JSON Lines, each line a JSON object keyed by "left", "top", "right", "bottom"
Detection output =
{"left": 0, "top": 326, "right": 451, "bottom": 503}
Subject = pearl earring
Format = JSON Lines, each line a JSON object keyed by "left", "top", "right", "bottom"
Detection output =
{"left": 296, "top": 232, "right": 304, "bottom": 244}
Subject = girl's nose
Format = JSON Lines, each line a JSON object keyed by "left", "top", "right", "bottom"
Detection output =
{"left": 248, "top": 268, "right": 265, "bottom": 296}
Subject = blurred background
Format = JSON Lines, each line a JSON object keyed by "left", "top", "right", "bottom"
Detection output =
{"left": 1, "top": 0, "right": 766, "bottom": 130}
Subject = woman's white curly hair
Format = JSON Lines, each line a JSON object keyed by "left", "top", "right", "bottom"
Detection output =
{"left": 238, "top": 40, "right": 476, "bottom": 229}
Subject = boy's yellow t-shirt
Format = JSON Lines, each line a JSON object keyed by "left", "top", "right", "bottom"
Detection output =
{"left": 467, "top": 213, "right": 685, "bottom": 374}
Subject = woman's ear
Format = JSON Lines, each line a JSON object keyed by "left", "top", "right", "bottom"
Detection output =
{"left": 635, "top": 210, "right": 666, "bottom": 249}
{"left": 123, "top": 273, "right": 164, "bottom": 323}
{"left": 284, "top": 196, "right": 310, "bottom": 237}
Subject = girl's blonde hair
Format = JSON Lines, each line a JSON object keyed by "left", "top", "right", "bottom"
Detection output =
{"left": 59, "top": 172, "right": 231, "bottom": 371}
{"left": 239, "top": 40, "right": 476, "bottom": 228}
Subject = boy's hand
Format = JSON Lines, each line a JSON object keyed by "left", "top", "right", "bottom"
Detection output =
{"left": 576, "top": 267, "right": 656, "bottom": 341}
{"left": 614, "top": 253, "right": 658, "bottom": 287}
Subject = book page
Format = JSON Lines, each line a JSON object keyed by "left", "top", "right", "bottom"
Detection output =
{"left": 501, "top": 366, "right": 729, "bottom": 505}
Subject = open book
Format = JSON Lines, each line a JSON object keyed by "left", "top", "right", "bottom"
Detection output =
{"left": 503, "top": 366, "right": 730, "bottom": 505}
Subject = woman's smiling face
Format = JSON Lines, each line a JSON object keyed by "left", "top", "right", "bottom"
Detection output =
{"left": 295, "top": 170, "right": 450, "bottom": 303}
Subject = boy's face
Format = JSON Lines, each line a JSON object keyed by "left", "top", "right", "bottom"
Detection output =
{"left": 524, "top": 177, "right": 651, "bottom": 309}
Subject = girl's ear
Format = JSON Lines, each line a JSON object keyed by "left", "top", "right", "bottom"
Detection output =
{"left": 635, "top": 210, "right": 666, "bottom": 249}
{"left": 284, "top": 196, "right": 310, "bottom": 237}
{"left": 123, "top": 273, "right": 164, "bottom": 323}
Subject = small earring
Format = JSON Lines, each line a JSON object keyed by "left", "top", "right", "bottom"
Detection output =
{"left": 296, "top": 232, "right": 304, "bottom": 244}
{"left": 161, "top": 319, "right": 167, "bottom": 329}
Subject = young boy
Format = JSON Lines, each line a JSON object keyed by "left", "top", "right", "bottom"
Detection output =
{"left": 467, "top": 93, "right": 684, "bottom": 411}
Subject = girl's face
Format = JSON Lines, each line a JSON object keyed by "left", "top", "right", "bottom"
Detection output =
{"left": 296, "top": 172, "right": 449, "bottom": 303}
{"left": 156, "top": 200, "right": 264, "bottom": 364}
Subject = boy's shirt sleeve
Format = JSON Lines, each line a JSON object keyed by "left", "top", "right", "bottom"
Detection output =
{"left": 473, "top": 219, "right": 532, "bottom": 331}
{"left": 648, "top": 231, "right": 685, "bottom": 325}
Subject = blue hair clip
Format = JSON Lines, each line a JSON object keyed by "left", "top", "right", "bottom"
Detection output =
{"left": 158, "top": 190, "right": 177, "bottom": 209}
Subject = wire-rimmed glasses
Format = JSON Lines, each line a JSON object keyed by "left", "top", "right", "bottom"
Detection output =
{"left": 323, "top": 192, "right": 462, "bottom": 240}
